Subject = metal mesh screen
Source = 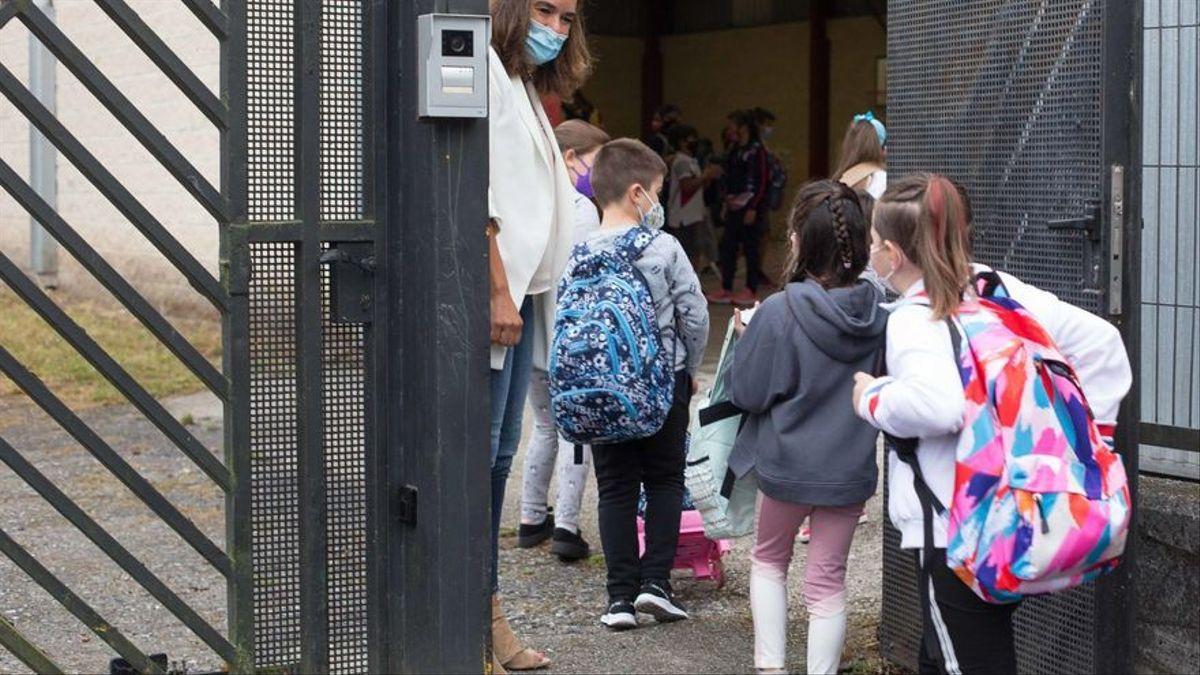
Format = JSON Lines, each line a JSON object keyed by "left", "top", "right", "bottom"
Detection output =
{"left": 883, "top": 0, "right": 1109, "bottom": 671}
{"left": 247, "top": 0, "right": 301, "bottom": 667}
{"left": 248, "top": 242, "right": 302, "bottom": 668}
{"left": 888, "top": 0, "right": 1106, "bottom": 313}
{"left": 320, "top": 1, "right": 365, "bottom": 220}
{"left": 247, "top": 0, "right": 295, "bottom": 222}
{"left": 319, "top": 2, "right": 370, "bottom": 672}
{"left": 321, "top": 260, "right": 369, "bottom": 673}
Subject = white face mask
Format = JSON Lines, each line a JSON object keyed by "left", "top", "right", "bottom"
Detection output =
{"left": 870, "top": 243, "right": 900, "bottom": 294}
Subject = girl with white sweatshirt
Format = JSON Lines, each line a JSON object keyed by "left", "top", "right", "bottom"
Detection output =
{"left": 851, "top": 173, "right": 1131, "bottom": 675}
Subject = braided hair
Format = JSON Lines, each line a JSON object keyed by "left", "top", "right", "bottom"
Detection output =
{"left": 784, "top": 179, "right": 871, "bottom": 288}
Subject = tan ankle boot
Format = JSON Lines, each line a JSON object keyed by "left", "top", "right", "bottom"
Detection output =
{"left": 492, "top": 595, "right": 550, "bottom": 671}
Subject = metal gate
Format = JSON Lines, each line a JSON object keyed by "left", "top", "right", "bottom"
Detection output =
{"left": 1, "top": 0, "right": 491, "bottom": 672}
{"left": 882, "top": 0, "right": 1141, "bottom": 672}
{"left": 225, "top": 0, "right": 490, "bottom": 671}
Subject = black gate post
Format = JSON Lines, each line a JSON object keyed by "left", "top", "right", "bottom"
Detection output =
{"left": 1095, "top": 0, "right": 1142, "bottom": 671}
{"left": 381, "top": 0, "right": 492, "bottom": 672}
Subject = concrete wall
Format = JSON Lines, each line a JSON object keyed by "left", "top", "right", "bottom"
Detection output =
{"left": 1135, "top": 476, "right": 1200, "bottom": 674}
{"left": 0, "top": 1, "right": 220, "bottom": 317}
{"left": 585, "top": 34, "right": 644, "bottom": 140}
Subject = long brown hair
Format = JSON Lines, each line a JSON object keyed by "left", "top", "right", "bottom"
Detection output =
{"left": 874, "top": 173, "right": 972, "bottom": 319}
{"left": 490, "top": 0, "right": 593, "bottom": 98}
{"left": 833, "top": 119, "right": 885, "bottom": 183}
{"left": 784, "top": 180, "right": 870, "bottom": 288}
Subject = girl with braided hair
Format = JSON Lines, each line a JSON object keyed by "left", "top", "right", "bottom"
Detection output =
{"left": 725, "top": 179, "right": 887, "bottom": 674}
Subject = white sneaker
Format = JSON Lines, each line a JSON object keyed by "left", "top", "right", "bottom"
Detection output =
{"left": 600, "top": 600, "right": 638, "bottom": 630}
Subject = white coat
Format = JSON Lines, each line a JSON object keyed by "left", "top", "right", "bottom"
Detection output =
{"left": 487, "top": 46, "right": 576, "bottom": 371}
{"left": 856, "top": 265, "right": 1132, "bottom": 550}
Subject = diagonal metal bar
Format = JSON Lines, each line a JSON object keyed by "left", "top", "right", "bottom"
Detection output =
{"left": 18, "top": 3, "right": 228, "bottom": 219}
{"left": 0, "top": 435, "right": 237, "bottom": 664}
{"left": 0, "top": 345, "right": 232, "bottom": 577}
{"left": 0, "top": 615, "right": 63, "bottom": 675}
{"left": 0, "top": 0, "right": 19, "bottom": 29}
{"left": 0, "top": 64, "right": 227, "bottom": 313}
{"left": 0, "top": 526, "right": 165, "bottom": 675}
{"left": 87, "top": 0, "right": 228, "bottom": 130}
{"left": 0, "top": 253, "right": 231, "bottom": 491}
{"left": 0, "top": 160, "right": 227, "bottom": 400}
{"left": 181, "top": 0, "right": 228, "bottom": 41}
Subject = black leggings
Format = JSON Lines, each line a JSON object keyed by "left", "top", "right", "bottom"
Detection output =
{"left": 919, "top": 548, "right": 1019, "bottom": 675}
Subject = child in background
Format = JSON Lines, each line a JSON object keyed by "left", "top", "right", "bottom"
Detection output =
{"left": 834, "top": 111, "right": 888, "bottom": 199}
{"left": 666, "top": 124, "right": 723, "bottom": 270}
{"left": 576, "top": 139, "right": 710, "bottom": 630}
{"left": 853, "top": 173, "right": 1131, "bottom": 674}
{"left": 517, "top": 120, "right": 611, "bottom": 561}
{"left": 726, "top": 180, "right": 887, "bottom": 674}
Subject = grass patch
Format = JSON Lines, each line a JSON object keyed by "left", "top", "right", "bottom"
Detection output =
{"left": 0, "top": 288, "right": 221, "bottom": 408}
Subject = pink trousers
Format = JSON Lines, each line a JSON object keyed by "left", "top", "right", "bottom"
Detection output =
{"left": 750, "top": 492, "right": 863, "bottom": 617}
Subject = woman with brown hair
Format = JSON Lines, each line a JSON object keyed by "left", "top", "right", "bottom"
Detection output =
{"left": 486, "top": 1, "right": 592, "bottom": 672}
{"left": 833, "top": 111, "right": 888, "bottom": 199}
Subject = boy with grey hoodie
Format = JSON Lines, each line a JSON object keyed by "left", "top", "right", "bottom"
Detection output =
{"left": 726, "top": 181, "right": 886, "bottom": 675}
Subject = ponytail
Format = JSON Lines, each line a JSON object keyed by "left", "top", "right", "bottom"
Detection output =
{"left": 875, "top": 173, "right": 973, "bottom": 319}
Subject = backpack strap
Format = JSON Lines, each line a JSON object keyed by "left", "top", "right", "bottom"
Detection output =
{"left": 883, "top": 315, "right": 961, "bottom": 569}
{"left": 614, "top": 225, "right": 659, "bottom": 264}
{"left": 974, "top": 269, "right": 1010, "bottom": 299}
{"left": 839, "top": 162, "right": 884, "bottom": 190}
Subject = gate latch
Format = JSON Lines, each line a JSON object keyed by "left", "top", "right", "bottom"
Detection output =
{"left": 1047, "top": 202, "right": 1100, "bottom": 240}
{"left": 398, "top": 485, "right": 418, "bottom": 526}
{"left": 320, "top": 242, "right": 375, "bottom": 324}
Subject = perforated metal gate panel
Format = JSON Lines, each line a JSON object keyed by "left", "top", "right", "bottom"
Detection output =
{"left": 883, "top": 0, "right": 1128, "bottom": 672}
{"left": 319, "top": 1, "right": 369, "bottom": 672}
{"left": 246, "top": 0, "right": 301, "bottom": 666}
{"left": 244, "top": 0, "right": 370, "bottom": 671}
{"left": 888, "top": 0, "right": 1107, "bottom": 314}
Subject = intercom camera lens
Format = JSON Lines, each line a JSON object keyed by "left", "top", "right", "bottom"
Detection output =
{"left": 442, "top": 30, "right": 474, "bottom": 57}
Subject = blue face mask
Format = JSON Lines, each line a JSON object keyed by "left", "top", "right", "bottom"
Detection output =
{"left": 525, "top": 20, "right": 568, "bottom": 66}
{"left": 636, "top": 189, "right": 666, "bottom": 231}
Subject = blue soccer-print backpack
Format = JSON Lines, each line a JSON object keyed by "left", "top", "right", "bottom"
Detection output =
{"left": 549, "top": 226, "right": 674, "bottom": 445}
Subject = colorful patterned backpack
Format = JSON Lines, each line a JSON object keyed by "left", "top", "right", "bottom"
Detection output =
{"left": 903, "top": 272, "right": 1131, "bottom": 603}
{"left": 549, "top": 226, "right": 674, "bottom": 445}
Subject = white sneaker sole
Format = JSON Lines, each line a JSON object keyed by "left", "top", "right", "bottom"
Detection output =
{"left": 634, "top": 593, "right": 689, "bottom": 622}
{"left": 601, "top": 611, "right": 637, "bottom": 630}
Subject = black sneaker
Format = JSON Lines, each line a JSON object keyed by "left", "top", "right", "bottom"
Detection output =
{"left": 516, "top": 510, "right": 554, "bottom": 548}
{"left": 634, "top": 580, "right": 689, "bottom": 622}
{"left": 600, "top": 599, "right": 638, "bottom": 630}
{"left": 550, "top": 527, "right": 590, "bottom": 562}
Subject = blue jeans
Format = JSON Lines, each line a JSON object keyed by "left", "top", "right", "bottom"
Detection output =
{"left": 490, "top": 297, "right": 535, "bottom": 592}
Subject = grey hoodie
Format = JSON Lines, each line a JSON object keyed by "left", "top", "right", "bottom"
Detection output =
{"left": 727, "top": 279, "right": 887, "bottom": 506}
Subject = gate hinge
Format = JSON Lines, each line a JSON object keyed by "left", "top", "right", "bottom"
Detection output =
{"left": 398, "top": 485, "right": 418, "bottom": 526}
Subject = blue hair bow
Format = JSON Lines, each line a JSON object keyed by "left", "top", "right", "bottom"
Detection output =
{"left": 853, "top": 110, "right": 887, "bottom": 147}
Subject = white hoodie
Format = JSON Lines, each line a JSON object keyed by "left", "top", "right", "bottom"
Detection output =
{"left": 855, "top": 265, "right": 1132, "bottom": 550}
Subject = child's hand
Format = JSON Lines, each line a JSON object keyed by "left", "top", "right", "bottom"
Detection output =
{"left": 852, "top": 372, "right": 875, "bottom": 413}
{"left": 690, "top": 377, "right": 700, "bottom": 397}
{"left": 733, "top": 304, "right": 757, "bottom": 337}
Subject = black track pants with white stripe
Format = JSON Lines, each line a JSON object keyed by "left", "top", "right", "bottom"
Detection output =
{"left": 918, "top": 548, "right": 1020, "bottom": 675}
